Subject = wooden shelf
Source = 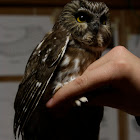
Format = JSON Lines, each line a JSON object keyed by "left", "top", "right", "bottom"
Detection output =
{"left": 0, "top": 76, "right": 23, "bottom": 82}
{"left": 0, "top": 0, "right": 140, "bottom": 9}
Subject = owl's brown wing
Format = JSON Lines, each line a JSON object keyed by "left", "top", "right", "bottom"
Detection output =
{"left": 14, "top": 30, "right": 70, "bottom": 138}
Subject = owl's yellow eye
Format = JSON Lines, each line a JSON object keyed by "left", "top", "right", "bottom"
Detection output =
{"left": 102, "top": 21, "right": 106, "bottom": 25}
{"left": 77, "top": 16, "right": 86, "bottom": 23}
{"left": 75, "top": 11, "right": 92, "bottom": 23}
{"left": 100, "top": 14, "right": 107, "bottom": 25}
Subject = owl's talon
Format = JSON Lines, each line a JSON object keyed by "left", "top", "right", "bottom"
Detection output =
{"left": 74, "top": 96, "right": 88, "bottom": 107}
{"left": 54, "top": 78, "right": 76, "bottom": 94}
{"left": 75, "top": 100, "right": 81, "bottom": 106}
{"left": 63, "top": 82, "right": 69, "bottom": 86}
{"left": 79, "top": 97, "right": 88, "bottom": 103}
{"left": 53, "top": 83, "right": 63, "bottom": 94}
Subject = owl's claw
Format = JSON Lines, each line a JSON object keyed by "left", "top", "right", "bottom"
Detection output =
{"left": 53, "top": 83, "right": 63, "bottom": 94}
{"left": 75, "top": 96, "right": 88, "bottom": 107}
{"left": 53, "top": 77, "right": 76, "bottom": 94}
{"left": 79, "top": 97, "right": 88, "bottom": 103}
{"left": 53, "top": 81, "right": 72, "bottom": 94}
{"left": 75, "top": 100, "right": 81, "bottom": 106}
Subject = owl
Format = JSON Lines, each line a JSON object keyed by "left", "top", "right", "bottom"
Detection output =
{"left": 14, "top": 0, "right": 111, "bottom": 140}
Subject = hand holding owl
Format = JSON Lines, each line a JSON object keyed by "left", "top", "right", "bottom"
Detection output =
{"left": 47, "top": 46, "right": 140, "bottom": 116}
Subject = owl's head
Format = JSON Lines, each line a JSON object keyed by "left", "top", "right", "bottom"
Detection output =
{"left": 55, "top": 0, "right": 112, "bottom": 51}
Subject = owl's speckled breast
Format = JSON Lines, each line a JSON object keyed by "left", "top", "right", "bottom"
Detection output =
{"left": 52, "top": 45, "right": 101, "bottom": 94}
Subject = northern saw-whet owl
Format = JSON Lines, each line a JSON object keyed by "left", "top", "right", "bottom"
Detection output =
{"left": 14, "top": 0, "right": 112, "bottom": 140}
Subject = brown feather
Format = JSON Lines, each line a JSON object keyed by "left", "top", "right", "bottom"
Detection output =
{"left": 14, "top": 0, "right": 112, "bottom": 139}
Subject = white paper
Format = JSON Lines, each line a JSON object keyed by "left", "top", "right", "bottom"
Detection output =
{"left": 0, "top": 15, "right": 53, "bottom": 75}
{"left": 128, "top": 114, "right": 140, "bottom": 140}
{"left": 99, "top": 107, "right": 118, "bottom": 140}
{"left": 0, "top": 82, "right": 19, "bottom": 140}
{"left": 127, "top": 34, "right": 140, "bottom": 57}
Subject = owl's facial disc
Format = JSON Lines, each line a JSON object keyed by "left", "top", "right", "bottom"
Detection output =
{"left": 59, "top": 0, "right": 111, "bottom": 49}
{"left": 88, "top": 14, "right": 108, "bottom": 35}
{"left": 88, "top": 22, "right": 99, "bottom": 35}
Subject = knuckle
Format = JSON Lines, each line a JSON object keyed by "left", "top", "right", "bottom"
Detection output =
{"left": 113, "top": 46, "right": 126, "bottom": 53}
{"left": 115, "top": 59, "right": 127, "bottom": 68}
{"left": 112, "top": 58, "right": 131, "bottom": 77}
{"left": 111, "top": 46, "right": 127, "bottom": 57}
{"left": 110, "top": 46, "right": 131, "bottom": 77}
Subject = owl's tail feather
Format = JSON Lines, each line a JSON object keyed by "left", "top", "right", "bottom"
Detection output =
{"left": 14, "top": 74, "right": 51, "bottom": 139}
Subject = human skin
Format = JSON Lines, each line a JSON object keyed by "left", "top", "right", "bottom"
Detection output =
{"left": 46, "top": 46, "right": 140, "bottom": 116}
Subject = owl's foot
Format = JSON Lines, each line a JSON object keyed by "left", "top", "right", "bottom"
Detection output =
{"left": 75, "top": 96, "right": 88, "bottom": 106}
{"left": 53, "top": 83, "right": 63, "bottom": 94}
{"left": 53, "top": 81, "right": 70, "bottom": 94}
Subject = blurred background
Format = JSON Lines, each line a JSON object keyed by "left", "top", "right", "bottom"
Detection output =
{"left": 0, "top": 0, "right": 140, "bottom": 140}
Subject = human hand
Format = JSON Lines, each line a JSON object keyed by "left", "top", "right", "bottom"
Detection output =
{"left": 47, "top": 46, "right": 140, "bottom": 116}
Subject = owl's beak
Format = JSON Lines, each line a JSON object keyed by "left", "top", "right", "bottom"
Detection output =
{"left": 89, "top": 23, "right": 99, "bottom": 35}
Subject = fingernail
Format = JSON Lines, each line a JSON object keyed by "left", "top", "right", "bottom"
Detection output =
{"left": 46, "top": 98, "right": 54, "bottom": 108}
